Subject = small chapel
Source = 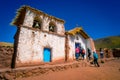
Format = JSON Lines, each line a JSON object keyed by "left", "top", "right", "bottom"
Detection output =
{"left": 11, "top": 6, "right": 96, "bottom": 68}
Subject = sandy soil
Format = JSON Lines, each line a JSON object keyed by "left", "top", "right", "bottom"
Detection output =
{"left": 17, "top": 59, "right": 120, "bottom": 80}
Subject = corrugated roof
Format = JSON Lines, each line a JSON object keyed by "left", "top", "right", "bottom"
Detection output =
{"left": 11, "top": 5, "right": 65, "bottom": 26}
{"left": 66, "top": 27, "right": 89, "bottom": 39}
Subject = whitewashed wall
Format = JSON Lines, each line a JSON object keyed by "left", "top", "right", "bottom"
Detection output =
{"left": 87, "top": 38, "right": 96, "bottom": 52}
{"left": 16, "top": 27, "right": 65, "bottom": 64}
{"left": 15, "top": 9, "right": 66, "bottom": 66}
{"left": 68, "top": 34, "right": 87, "bottom": 60}
{"left": 86, "top": 38, "right": 93, "bottom": 58}
{"left": 86, "top": 38, "right": 93, "bottom": 52}
{"left": 23, "top": 10, "right": 65, "bottom": 35}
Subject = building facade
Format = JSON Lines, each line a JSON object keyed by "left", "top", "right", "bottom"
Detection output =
{"left": 11, "top": 6, "right": 95, "bottom": 68}
{"left": 65, "top": 27, "right": 95, "bottom": 61}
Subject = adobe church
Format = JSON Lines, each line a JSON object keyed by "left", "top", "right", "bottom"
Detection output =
{"left": 11, "top": 6, "right": 95, "bottom": 68}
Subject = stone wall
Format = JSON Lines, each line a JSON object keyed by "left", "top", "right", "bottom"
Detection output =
{"left": 0, "top": 46, "right": 13, "bottom": 68}
{"left": 111, "top": 49, "right": 120, "bottom": 58}
{"left": 0, "top": 61, "right": 88, "bottom": 80}
{"left": 96, "top": 49, "right": 113, "bottom": 58}
{"left": 16, "top": 27, "right": 65, "bottom": 67}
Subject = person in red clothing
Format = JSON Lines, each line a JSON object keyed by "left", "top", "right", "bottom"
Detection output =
{"left": 81, "top": 48, "right": 85, "bottom": 60}
{"left": 75, "top": 46, "right": 80, "bottom": 60}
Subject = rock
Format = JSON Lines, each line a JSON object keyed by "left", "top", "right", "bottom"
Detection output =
{"left": 39, "top": 69, "right": 46, "bottom": 74}
{"left": 4, "top": 73, "right": 14, "bottom": 80}
{"left": 15, "top": 71, "right": 23, "bottom": 78}
{"left": 0, "top": 74, "right": 4, "bottom": 79}
{"left": 32, "top": 69, "right": 40, "bottom": 73}
{"left": 25, "top": 72, "right": 32, "bottom": 77}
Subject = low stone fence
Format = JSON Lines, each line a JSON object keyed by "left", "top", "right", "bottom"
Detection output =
{"left": 96, "top": 49, "right": 113, "bottom": 58}
{"left": 112, "top": 48, "right": 120, "bottom": 58}
{"left": 96, "top": 48, "right": 120, "bottom": 58}
{"left": 0, "top": 61, "right": 88, "bottom": 80}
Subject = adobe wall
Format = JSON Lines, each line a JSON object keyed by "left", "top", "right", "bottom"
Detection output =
{"left": 13, "top": 8, "right": 66, "bottom": 67}
{"left": 86, "top": 38, "right": 96, "bottom": 58}
{"left": 86, "top": 38, "right": 92, "bottom": 51}
{"left": 68, "top": 34, "right": 87, "bottom": 60}
{"left": 16, "top": 27, "right": 65, "bottom": 67}
{"left": 23, "top": 10, "right": 65, "bottom": 36}
{"left": 0, "top": 46, "right": 13, "bottom": 68}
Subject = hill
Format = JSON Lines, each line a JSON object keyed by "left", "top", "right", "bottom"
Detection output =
{"left": 0, "top": 42, "right": 13, "bottom": 47}
{"left": 94, "top": 35, "right": 120, "bottom": 49}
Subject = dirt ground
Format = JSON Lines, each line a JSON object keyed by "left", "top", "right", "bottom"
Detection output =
{"left": 17, "top": 59, "right": 120, "bottom": 80}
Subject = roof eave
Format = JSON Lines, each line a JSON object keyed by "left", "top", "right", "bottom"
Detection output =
{"left": 66, "top": 27, "right": 90, "bottom": 39}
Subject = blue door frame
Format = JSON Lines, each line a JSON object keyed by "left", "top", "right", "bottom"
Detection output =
{"left": 43, "top": 48, "right": 51, "bottom": 62}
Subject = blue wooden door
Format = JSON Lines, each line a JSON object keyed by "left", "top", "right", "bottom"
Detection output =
{"left": 43, "top": 48, "right": 51, "bottom": 62}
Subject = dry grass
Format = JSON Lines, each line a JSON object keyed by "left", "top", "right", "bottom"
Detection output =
{"left": 0, "top": 42, "right": 13, "bottom": 47}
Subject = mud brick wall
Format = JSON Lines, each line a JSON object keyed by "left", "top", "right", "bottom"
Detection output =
{"left": 0, "top": 46, "right": 13, "bottom": 68}
{"left": 96, "top": 49, "right": 113, "bottom": 58}
{"left": 112, "top": 49, "right": 120, "bottom": 58}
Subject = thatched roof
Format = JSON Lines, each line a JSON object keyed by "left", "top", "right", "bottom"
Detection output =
{"left": 11, "top": 5, "right": 65, "bottom": 26}
{"left": 66, "top": 27, "right": 89, "bottom": 39}
{"left": 11, "top": 6, "right": 26, "bottom": 26}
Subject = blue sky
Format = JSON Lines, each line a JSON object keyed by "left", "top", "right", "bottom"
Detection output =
{"left": 0, "top": 0, "right": 120, "bottom": 43}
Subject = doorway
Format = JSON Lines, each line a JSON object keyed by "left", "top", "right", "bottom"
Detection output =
{"left": 75, "top": 43, "right": 81, "bottom": 48}
{"left": 43, "top": 48, "right": 51, "bottom": 62}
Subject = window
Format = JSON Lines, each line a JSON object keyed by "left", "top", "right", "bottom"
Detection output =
{"left": 32, "top": 16, "right": 42, "bottom": 29}
{"left": 49, "top": 22, "right": 56, "bottom": 32}
{"left": 32, "top": 20, "right": 41, "bottom": 29}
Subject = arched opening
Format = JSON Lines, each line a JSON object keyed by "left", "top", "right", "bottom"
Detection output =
{"left": 49, "top": 22, "right": 56, "bottom": 32}
{"left": 32, "top": 16, "right": 42, "bottom": 29}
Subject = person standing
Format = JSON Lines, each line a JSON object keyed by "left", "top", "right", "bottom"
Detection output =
{"left": 81, "top": 48, "right": 85, "bottom": 60}
{"left": 93, "top": 51, "right": 100, "bottom": 67}
{"left": 88, "top": 48, "right": 91, "bottom": 61}
{"left": 100, "top": 48, "right": 104, "bottom": 59}
{"left": 75, "top": 46, "right": 80, "bottom": 60}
